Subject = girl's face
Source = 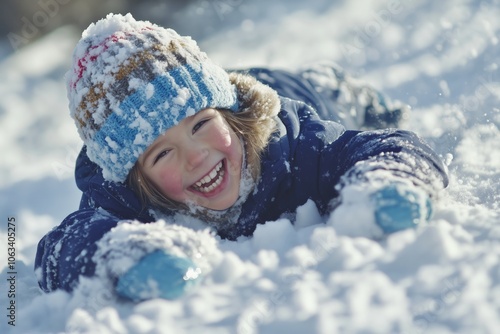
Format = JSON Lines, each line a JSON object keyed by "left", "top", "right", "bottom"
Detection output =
{"left": 138, "top": 108, "right": 243, "bottom": 211}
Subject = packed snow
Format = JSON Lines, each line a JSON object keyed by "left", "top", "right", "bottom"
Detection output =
{"left": 1, "top": 0, "right": 499, "bottom": 333}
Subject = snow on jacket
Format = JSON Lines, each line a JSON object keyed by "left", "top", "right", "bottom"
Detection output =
{"left": 35, "top": 67, "right": 449, "bottom": 293}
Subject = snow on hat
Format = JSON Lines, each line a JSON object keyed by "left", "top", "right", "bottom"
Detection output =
{"left": 67, "top": 13, "right": 239, "bottom": 183}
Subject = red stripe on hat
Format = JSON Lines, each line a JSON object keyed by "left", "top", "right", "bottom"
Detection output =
{"left": 71, "top": 26, "right": 156, "bottom": 89}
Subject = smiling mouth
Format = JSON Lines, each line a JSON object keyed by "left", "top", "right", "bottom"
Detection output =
{"left": 190, "top": 160, "right": 225, "bottom": 193}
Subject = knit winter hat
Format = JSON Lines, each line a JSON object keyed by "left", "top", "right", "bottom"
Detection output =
{"left": 67, "top": 13, "right": 239, "bottom": 183}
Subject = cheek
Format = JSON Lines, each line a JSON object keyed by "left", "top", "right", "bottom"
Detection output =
{"left": 154, "top": 167, "right": 185, "bottom": 200}
{"left": 216, "top": 128, "right": 242, "bottom": 176}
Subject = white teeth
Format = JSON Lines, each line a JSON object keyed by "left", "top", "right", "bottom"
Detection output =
{"left": 214, "top": 174, "right": 223, "bottom": 186}
{"left": 193, "top": 161, "right": 225, "bottom": 193}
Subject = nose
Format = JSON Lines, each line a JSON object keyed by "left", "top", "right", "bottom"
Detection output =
{"left": 184, "top": 144, "right": 208, "bottom": 171}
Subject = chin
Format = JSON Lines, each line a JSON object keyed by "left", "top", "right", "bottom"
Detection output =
{"left": 204, "top": 198, "right": 237, "bottom": 211}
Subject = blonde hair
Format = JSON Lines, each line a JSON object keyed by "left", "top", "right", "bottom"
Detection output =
{"left": 127, "top": 107, "right": 277, "bottom": 213}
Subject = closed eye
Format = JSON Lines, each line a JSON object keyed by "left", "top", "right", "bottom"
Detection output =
{"left": 192, "top": 119, "right": 210, "bottom": 134}
{"left": 153, "top": 150, "right": 170, "bottom": 165}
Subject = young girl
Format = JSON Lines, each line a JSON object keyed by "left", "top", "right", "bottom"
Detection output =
{"left": 35, "top": 13, "right": 448, "bottom": 301}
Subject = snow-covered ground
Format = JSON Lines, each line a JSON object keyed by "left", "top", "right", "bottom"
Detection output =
{"left": 1, "top": 0, "right": 499, "bottom": 333}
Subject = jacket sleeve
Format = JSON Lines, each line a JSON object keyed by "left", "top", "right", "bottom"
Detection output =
{"left": 35, "top": 208, "right": 220, "bottom": 293}
{"left": 35, "top": 208, "right": 121, "bottom": 292}
{"left": 312, "top": 128, "right": 449, "bottom": 211}
{"left": 330, "top": 129, "right": 448, "bottom": 190}
{"left": 279, "top": 100, "right": 449, "bottom": 212}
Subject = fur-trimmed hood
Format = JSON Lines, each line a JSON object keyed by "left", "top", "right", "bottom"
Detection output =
{"left": 229, "top": 71, "right": 281, "bottom": 121}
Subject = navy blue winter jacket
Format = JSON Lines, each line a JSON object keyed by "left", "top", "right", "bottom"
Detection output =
{"left": 35, "top": 67, "right": 449, "bottom": 293}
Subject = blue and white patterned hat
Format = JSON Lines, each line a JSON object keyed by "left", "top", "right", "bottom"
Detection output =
{"left": 67, "top": 13, "right": 239, "bottom": 182}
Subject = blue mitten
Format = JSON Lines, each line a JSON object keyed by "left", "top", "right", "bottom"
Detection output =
{"left": 116, "top": 250, "right": 201, "bottom": 301}
{"left": 371, "top": 183, "right": 432, "bottom": 234}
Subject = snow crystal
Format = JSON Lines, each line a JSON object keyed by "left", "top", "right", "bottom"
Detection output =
{"left": 284, "top": 160, "right": 291, "bottom": 173}
{"left": 105, "top": 136, "right": 119, "bottom": 150}
{"left": 173, "top": 87, "right": 191, "bottom": 106}
{"left": 145, "top": 83, "right": 155, "bottom": 99}
{"left": 128, "top": 113, "right": 153, "bottom": 134}
{"left": 82, "top": 13, "right": 150, "bottom": 41}
{"left": 162, "top": 101, "right": 170, "bottom": 110}
{"left": 185, "top": 107, "right": 196, "bottom": 118}
{"left": 133, "top": 133, "right": 145, "bottom": 145}
{"left": 128, "top": 78, "right": 143, "bottom": 90}
{"left": 123, "top": 161, "right": 134, "bottom": 172}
